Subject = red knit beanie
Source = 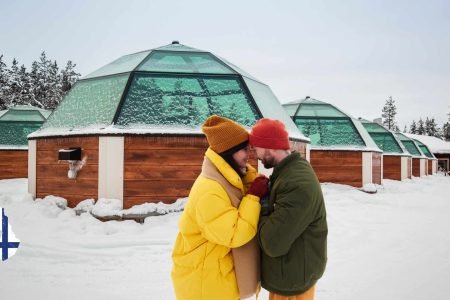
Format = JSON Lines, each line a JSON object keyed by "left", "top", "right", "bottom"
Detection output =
{"left": 249, "top": 118, "right": 290, "bottom": 150}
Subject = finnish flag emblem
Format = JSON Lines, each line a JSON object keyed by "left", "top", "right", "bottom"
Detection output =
{"left": 1, "top": 207, "right": 20, "bottom": 261}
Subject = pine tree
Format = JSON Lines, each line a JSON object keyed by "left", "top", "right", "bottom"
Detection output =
{"left": 60, "top": 60, "right": 80, "bottom": 93}
{"left": 427, "top": 118, "right": 438, "bottom": 137}
{"left": 425, "top": 117, "right": 431, "bottom": 136}
{"left": 382, "top": 96, "right": 398, "bottom": 130}
{"left": 409, "top": 120, "right": 417, "bottom": 134}
{"left": 403, "top": 125, "right": 407, "bottom": 133}
{"left": 417, "top": 118, "right": 425, "bottom": 135}
{"left": 0, "top": 55, "right": 8, "bottom": 110}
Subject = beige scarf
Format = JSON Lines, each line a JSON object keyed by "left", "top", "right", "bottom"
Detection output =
{"left": 201, "top": 156, "right": 260, "bottom": 299}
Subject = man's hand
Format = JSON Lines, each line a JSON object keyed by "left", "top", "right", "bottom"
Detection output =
{"left": 247, "top": 176, "right": 269, "bottom": 198}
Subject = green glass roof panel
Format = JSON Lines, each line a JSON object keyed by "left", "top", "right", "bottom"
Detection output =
{"left": 362, "top": 122, "right": 390, "bottom": 133}
{"left": 83, "top": 51, "right": 151, "bottom": 79}
{"left": 41, "top": 74, "right": 129, "bottom": 130}
{"left": 401, "top": 140, "right": 421, "bottom": 156}
{"left": 414, "top": 140, "right": 434, "bottom": 158}
{"left": 0, "top": 109, "right": 45, "bottom": 122}
{"left": 418, "top": 145, "right": 433, "bottom": 158}
{"left": 296, "top": 103, "right": 347, "bottom": 118}
{"left": 115, "top": 74, "right": 259, "bottom": 127}
{"left": 294, "top": 117, "right": 365, "bottom": 146}
{"left": 367, "top": 132, "right": 403, "bottom": 153}
{"left": 0, "top": 122, "right": 42, "bottom": 146}
{"left": 153, "top": 43, "right": 205, "bottom": 52}
{"left": 138, "top": 51, "right": 236, "bottom": 74}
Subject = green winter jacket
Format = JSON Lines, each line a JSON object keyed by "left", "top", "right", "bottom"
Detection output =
{"left": 258, "top": 152, "right": 327, "bottom": 295}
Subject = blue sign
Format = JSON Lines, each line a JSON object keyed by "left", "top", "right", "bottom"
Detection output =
{"left": 1, "top": 208, "right": 20, "bottom": 261}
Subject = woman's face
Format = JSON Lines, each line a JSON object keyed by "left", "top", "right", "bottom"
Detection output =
{"left": 232, "top": 145, "right": 250, "bottom": 169}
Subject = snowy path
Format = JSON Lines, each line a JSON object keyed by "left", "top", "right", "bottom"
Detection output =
{"left": 1, "top": 176, "right": 450, "bottom": 299}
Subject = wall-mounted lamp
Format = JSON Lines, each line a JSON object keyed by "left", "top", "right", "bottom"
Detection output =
{"left": 58, "top": 148, "right": 87, "bottom": 179}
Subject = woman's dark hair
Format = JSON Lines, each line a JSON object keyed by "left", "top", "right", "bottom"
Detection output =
{"left": 219, "top": 141, "right": 249, "bottom": 177}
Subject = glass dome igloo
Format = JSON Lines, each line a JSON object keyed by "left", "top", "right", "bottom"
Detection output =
{"left": 359, "top": 119, "right": 408, "bottom": 154}
{"left": 395, "top": 133, "right": 427, "bottom": 158}
{"left": 0, "top": 105, "right": 50, "bottom": 147}
{"left": 35, "top": 41, "right": 306, "bottom": 141}
{"left": 283, "top": 97, "right": 379, "bottom": 150}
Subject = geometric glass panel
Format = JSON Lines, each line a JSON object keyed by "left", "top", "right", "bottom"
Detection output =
{"left": 294, "top": 118, "right": 365, "bottom": 146}
{"left": 116, "top": 74, "right": 259, "bottom": 127}
{"left": 41, "top": 74, "right": 129, "bottom": 130}
{"left": 368, "top": 133, "right": 403, "bottom": 153}
{"left": 138, "top": 51, "right": 236, "bottom": 74}
{"left": 0, "top": 122, "right": 42, "bottom": 146}
{"left": 296, "top": 103, "right": 347, "bottom": 118}
{"left": 83, "top": 51, "right": 151, "bottom": 79}
{"left": 401, "top": 140, "right": 421, "bottom": 156}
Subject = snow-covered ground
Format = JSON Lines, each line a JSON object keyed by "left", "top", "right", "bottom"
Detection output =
{"left": 1, "top": 175, "right": 450, "bottom": 300}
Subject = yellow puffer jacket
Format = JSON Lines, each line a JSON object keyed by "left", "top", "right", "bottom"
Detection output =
{"left": 171, "top": 148, "right": 261, "bottom": 300}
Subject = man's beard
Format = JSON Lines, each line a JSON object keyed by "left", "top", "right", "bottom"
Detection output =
{"left": 262, "top": 156, "right": 276, "bottom": 169}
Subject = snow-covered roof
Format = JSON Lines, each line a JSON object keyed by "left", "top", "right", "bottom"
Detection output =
{"left": 404, "top": 133, "right": 450, "bottom": 154}
{"left": 282, "top": 97, "right": 381, "bottom": 152}
{"left": 32, "top": 42, "right": 309, "bottom": 143}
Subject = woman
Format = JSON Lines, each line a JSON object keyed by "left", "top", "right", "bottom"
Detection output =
{"left": 171, "top": 115, "right": 269, "bottom": 300}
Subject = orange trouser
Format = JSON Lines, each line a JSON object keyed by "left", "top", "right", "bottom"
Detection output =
{"left": 268, "top": 285, "right": 315, "bottom": 300}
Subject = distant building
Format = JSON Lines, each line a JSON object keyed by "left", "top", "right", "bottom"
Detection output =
{"left": 0, "top": 105, "right": 50, "bottom": 179}
{"left": 283, "top": 97, "right": 382, "bottom": 188}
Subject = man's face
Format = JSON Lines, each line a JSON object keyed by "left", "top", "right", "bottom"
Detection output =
{"left": 232, "top": 145, "right": 250, "bottom": 169}
{"left": 253, "top": 146, "right": 276, "bottom": 169}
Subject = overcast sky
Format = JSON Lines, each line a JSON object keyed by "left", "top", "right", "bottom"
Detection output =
{"left": 1, "top": 0, "right": 449, "bottom": 129}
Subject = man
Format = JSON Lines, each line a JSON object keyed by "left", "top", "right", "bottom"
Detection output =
{"left": 249, "top": 118, "right": 328, "bottom": 300}
{"left": 171, "top": 115, "right": 269, "bottom": 300}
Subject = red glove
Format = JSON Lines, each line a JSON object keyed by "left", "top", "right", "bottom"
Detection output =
{"left": 247, "top": 176, "right": 269, "bottom": 198}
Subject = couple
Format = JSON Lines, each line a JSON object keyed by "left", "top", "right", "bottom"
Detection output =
{"left": 171, "top": 115, "right": 328, "bottom": 300}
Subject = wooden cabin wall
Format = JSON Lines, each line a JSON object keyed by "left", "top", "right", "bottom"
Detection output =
{"left": 427, "top": 160, "right": 433, "bottom": 175}
{"left": 310, "top": 150, "right": 363, "bottom": 187}
{"left": 36, "top": 137, "right": 99, "bottom": 207}
{"left": 123, "top": 136, "right": 208, "bottom": 208}
{"left": 383, "top": 156, "right": 402, "bottom": 181}
{"left": 0, "top": 150, "right": 28, "bottom": 179}
{"left": 372, "top": 152, "right": 382, "bottom": 185}
{"left": 123, "top": 135, "right": 263, "bottom": 208}
{"left": 412, "top": 158, "right": 421, "bottom": 177}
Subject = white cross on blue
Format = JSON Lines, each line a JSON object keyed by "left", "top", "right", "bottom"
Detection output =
{"left": 1, "top": 208, "right": 20, "bottom": 261}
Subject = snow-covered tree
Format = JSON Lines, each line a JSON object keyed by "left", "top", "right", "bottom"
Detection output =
{"left": 382, "top": 96, "right": 398, "bottom": 130}
{"left": 0, "top": 55, "right": 8, "bottom": 109}
{"left": 417, "top": 118, "right": 425, "bottom": 135}
{"left": 403, "top": 125, "right": 407, "bottom": 133}
{"left": 444, "top": 123, "right": 450, "bottom": 141}
{"left": 409, "top": 120, "right": 417, "bottom": 134}
{"left": 61, "top": 60, "right": 80, "bottom": 93}
{"left": 426, "top": 118, "right": 438, "bottom": 137}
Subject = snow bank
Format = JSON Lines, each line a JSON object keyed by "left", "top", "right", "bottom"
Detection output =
{"left": 1, "top": 176, "right": 450, "bottom": 299}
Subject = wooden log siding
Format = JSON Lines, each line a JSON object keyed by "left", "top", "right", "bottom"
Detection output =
{"left": 36, "top": 137, "right": 99, "bottom": 207}
{"left": 412, "top": 158, "right": 421, "bottom": 177}
{"left": 383, "top": 156, "right": 402, "bottom": 181}
{"left": 0, "top": 150, "right": 28, "bottom": 179}
{"left": 310, "top": 150, "right": 363, "bottom": 187}
{"left": 124, "top": 136, "right": 307, "bottom": 207}
{"left": 372, "top": 152, "right": 382, "bottom": 185}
